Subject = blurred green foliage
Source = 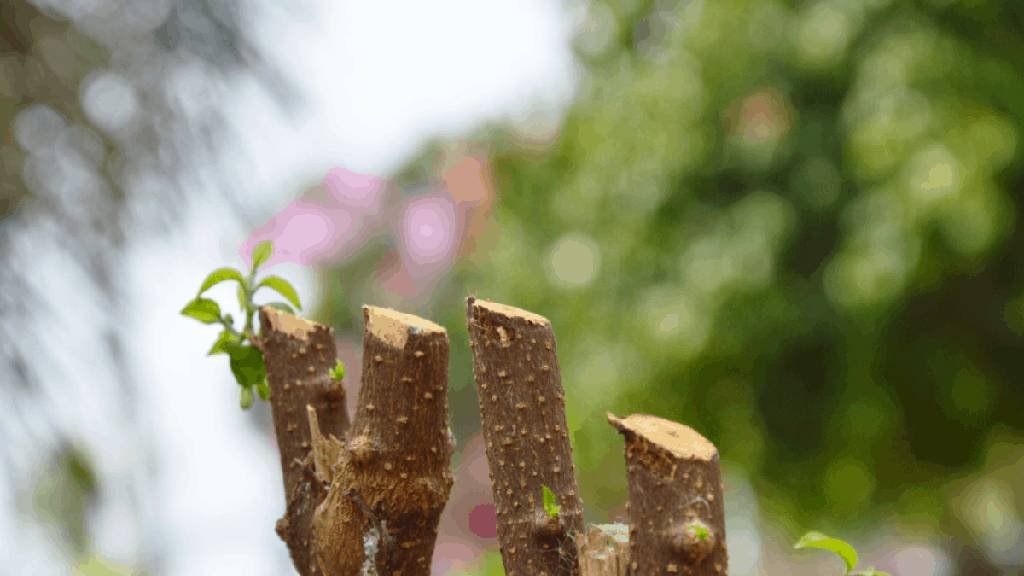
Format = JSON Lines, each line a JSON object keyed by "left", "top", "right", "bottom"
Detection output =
{"left": 75, "top": 556, "right": 134, "bottom": 576}
{"left": 379, "top": 0, "right": 1024, "bottom": 548}
{"left": 33, "top": 443, "right": 98, "bottom": 556}
{"left": 453, "top": 550, "right": 505, "bottom": 576}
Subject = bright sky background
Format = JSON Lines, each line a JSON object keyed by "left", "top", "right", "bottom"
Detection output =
{"left": 231, "top": 0, "right": 578, "bottom": 207}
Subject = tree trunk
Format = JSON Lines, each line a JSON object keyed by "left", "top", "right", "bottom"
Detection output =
{"left": 260, "top": 307, "right": 349, "bottom": 576}
{"left": 312, "top": 306, "right": 454, "bottom": 576}
{"left": 577, "top": 523, "right": 629, "bottom": 576}
{"left": 608, "top": 413, "right": 728, "bottom": 576}
{"left": 466, "top": 297, "right": 584, "bottom": 576}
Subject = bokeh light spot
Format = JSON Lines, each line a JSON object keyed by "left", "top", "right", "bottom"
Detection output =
{"left": 467, "top": 504, "right": 497, "bottom": 539}
{"left": 401, "top": 195, "right": 458, "bottom": 268}
{"left": 824, "top": 458, "right": 875, "bottom": 512}
{"left": 546, "top": 232, "right": 600, "bottom": 288}
{"left": 81, "top": 71, "right": 138, "bottom": 134}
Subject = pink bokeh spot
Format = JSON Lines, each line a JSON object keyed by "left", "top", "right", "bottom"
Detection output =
{"left": 241, "top": 167, "right": 386, "bottom": 268}
{"left": 431, "top": 540, "right": 480, "bottom": 575}
{"left": 241, "top": 199, "right": 358, "bottom": 267}
{"left": 241, "top": 166, "right": 479, "bottom": 305}
{"left": 325, "top": 167, "right": 385, "bottom": 210}
{"left": 467, "top": 503, "right": 498, "bottom": 539}
{"left": 401, "top": 195, "right": 458, "bottom": 270}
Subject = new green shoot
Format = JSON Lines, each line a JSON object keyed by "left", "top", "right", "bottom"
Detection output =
{"left": 181, "top": 240, "right": 305, "bottom": 409}
{"left": 542, "top": 485, "right": 561, "bottom": 519}
{"left": 795, "top": 531, "right": 892, "bottom": 576}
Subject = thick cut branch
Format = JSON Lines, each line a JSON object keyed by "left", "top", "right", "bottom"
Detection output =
{"left": 609, "top": 414, "right": 728, "bottom": 576}
{"left": 260, "top": 307, "right": 349, "bottom": 576}
{"left": 313, "top": 306, "right": 454, "bottom": 576}
{"left": 466, "top": 297, "right": 584, "bottom": 576}
{"left": 577, "top": 524, "right": 629, "bottom": 576}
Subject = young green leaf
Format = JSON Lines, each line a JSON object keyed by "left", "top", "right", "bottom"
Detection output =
{"left": 207, "top": 330, "right": 239, "bottom": 356}
{"left": 542, "top": 485, "right": 561, "bottom": 519}
{"left": 264, "top": 302, "right": 295, "bottom": 314}
{"left": 236, "top": 283, "right": 249, "bottom": 315}
{"left": 198, "top": 267, "right": 245, "bottom": 294}
{"left": 795, "top": 531, "right": 858, "bottom": 573}
{"left": 258, "top": 276, "right": 302, "bottom": 310}
{"left": 240, "top": 385, "right": 254, "bottom": 409}
{"left": 181, "top": 298, "right": 222, "bottom": 324}
{"left": 689, "top": 522, "right": 710, "bottom": 542}
{"left": 329, "top": 360, "right": 346, "bottom": 381}
{"left": 251, "top": 240, "right": 273, "bottom": 271}
{"left": 227, "top": 344, "right": 267, "bottom": 389}
{"left": 255, "top": 378, "right": 270, "bottom": 401}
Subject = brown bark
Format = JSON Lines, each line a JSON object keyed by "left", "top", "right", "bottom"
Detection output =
{"left": 608, "top": 413, "right": 728, "bottom": 576}
{"left": 312, "top": 306, "right": 454, "bottom": 576}
{"left": 259, "top": 307, "right": 349, "bottom": 576}
{"left": 466, "top": 297, "right": 584, "bottom": 576}
{"left": 577, "top": 524, "right": 630, "bottom": 576}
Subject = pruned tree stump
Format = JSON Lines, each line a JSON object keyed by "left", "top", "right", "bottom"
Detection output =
{"left": 261, "top": 307, "right": 349, "bottom": 576}
{"left": 312, "top": 306, "right": 454, "bottom": 576}
{"left": 258, "top": 301, "right": 731, "bottom": 576}
{"left": 262, "top": 306, "right": 453, "bottom": 576}
{"left": 467, "top": 297, "right": 585, "bottom": 576}
{"left": 577, "top": 523, "right": 630, "bottom": 576}
{"left": 609, "top": 413, "right": 728, "bottom": 576}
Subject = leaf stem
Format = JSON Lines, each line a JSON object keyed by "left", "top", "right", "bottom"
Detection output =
{"left": 219, "top": 316, "right": 240, "bottom": 335}
{"left": 243, "top": 269, "right": 257, "bottom": 340}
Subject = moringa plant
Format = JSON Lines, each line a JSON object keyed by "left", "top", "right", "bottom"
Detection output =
{"left": 795, "top": 531, "right": 892, "bottom": 576}
{"left": 180, "top": 240, "right": 342, "bottom": 408}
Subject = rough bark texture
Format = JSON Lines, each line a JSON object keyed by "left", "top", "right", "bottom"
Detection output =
{"left": 466, "top": 297, "right": 584, "bottom": 576}
{"left": 312, "top": 306, "right": 454, "bottom": 576}
{"left": 609, "top": 414, "right": 728, "bottom": 576}
{"left": 260, "top": 307, "right": 349, "bottom": 576}
{"left": 577, "top": 524, "right": 630, "bottom": 576}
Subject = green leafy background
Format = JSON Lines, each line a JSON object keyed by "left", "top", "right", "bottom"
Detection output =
{"left": 321, "top": 0, "right": 1024, "bottom": 573}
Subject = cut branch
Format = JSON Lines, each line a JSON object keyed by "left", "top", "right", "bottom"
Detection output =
{"left": 609, "top": 413, "right": 728, "bottom": 576}
{"left": 466, "top": 297, "right": 584, "bottom": 576}
{"left": 312, "top": 306, "right": 454, "bottom": 576}
{"left": 260, "top": 307, "right": 349, "bottom": 576}
{"left": 577, "top": 523, "right": 629, "bottom": 576}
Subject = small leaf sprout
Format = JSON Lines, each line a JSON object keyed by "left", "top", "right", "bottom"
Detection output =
{"left": 329, "top": 360, "right": 346, "bottom": 382}
{"left": 542, "top": 485, "right": 561, "bottom": 519}
{"left": 690, "top": 522, "right": 710, "bottom": 542}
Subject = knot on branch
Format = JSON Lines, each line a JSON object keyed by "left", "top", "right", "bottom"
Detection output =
{"left": 532, "top": 509, "right": 565, "bottom": 541}
{"left": 347, "top": 434, "right": 378, "bottom": 465}
{"left": 671, "top": 519, "right": 716, "bottom": 562}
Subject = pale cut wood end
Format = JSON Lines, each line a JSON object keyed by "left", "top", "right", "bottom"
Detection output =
{"left": 261, "top": 306, "right": 322, "bottom": 341}
{"left": 363, "top": 305, "right": 445, "bottom": 348}
{"left": 608, "top": 413, "right": 717, "bottom": 461}
{"left": 467, "top": 296, "right": 551, "bottom": 326}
